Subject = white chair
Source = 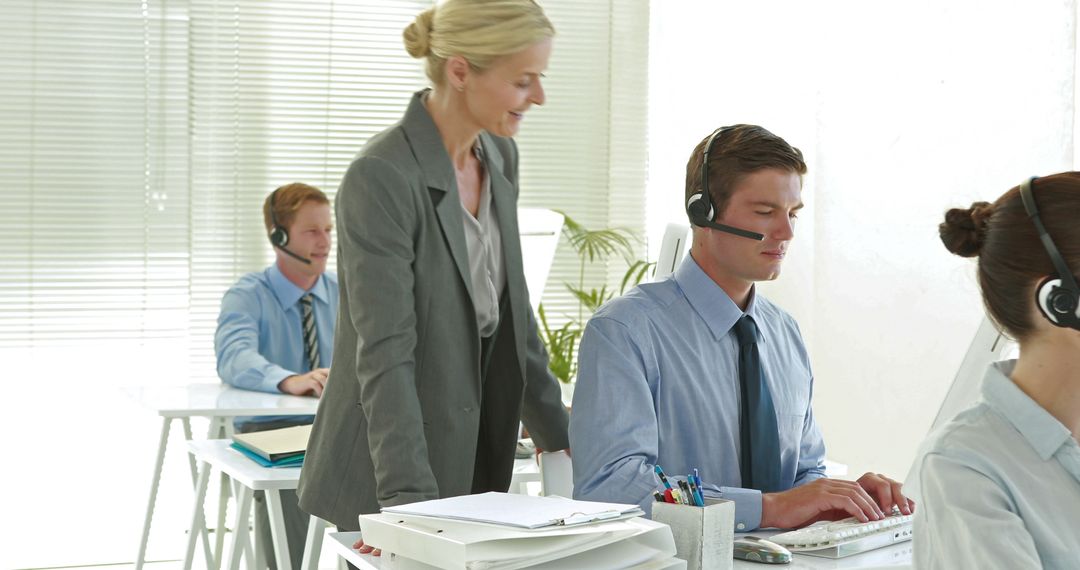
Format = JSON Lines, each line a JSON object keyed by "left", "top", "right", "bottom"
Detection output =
{"left": 538, "top": 450, "right": 574, "bottom": 498}
{"left": 517, "top": 208, "right": 564, "bottom": 315}
{"left": 653, "top": 223, "right": 689, "bottom": 281}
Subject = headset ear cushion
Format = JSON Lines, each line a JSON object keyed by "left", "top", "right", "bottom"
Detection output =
{"left": 270, "top": 226, "right": 288, "bottom": 247}
{"left": 686, "top": 192, "right": 714, "bottom": 225}
{"left": 1036, "top": 276, "right": 1080, "bottom": 326}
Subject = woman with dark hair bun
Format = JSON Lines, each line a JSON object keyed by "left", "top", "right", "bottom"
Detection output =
{"left": 914, "top": 173, "right": 1080, "bottom": 568}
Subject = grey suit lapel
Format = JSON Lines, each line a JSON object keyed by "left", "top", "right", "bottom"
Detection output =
{"left": 400, "top": 91, "right": 476, "bottom": 306}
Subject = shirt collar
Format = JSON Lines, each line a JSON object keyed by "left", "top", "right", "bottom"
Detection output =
{"left": 267, "top": 264, "right": 329, "bottom": 310}
{"left": 672, "top": 254, "right": 760, "bottom": 341}
{"left": 982, "top": 359, "right": 1074, "bottom": 461}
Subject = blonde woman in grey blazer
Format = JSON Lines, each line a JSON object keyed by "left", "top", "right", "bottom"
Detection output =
{"left": 297, "top": 0, "right": 570, "bottom": 543}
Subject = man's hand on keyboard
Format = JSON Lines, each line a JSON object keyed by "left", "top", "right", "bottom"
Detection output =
{"left": 855, "top": 472, "right": 915, "bottom": 516}
{"left": 760, "top": 478, "right": 886, "bottom": 529}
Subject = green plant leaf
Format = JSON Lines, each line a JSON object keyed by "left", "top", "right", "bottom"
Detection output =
{"left": 555, "top": 211, "right": 637, "bottom": 263}
{"left": 620, "top": 260, "right": 656, "bottom": 294}
{"left": 538, "top": 303, "right": 580, "bottom": 383}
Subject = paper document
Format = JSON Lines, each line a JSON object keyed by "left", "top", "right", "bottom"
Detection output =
{"left": 381, "top": 491, "right": 643, "bottom": 529}
{"left": 231, "top": 423, "right": 311, "bottom": 461}
{"left": 229, "top": 442, "right": 303, "bottom": 468}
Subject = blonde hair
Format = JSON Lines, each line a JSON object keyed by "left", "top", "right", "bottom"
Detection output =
{"left": 404, "top": 0, "right": 554, "bottom": 85}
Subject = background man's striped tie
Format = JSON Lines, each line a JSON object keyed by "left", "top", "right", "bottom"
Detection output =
{"left": 300, "top": 293, "right": 320, "bottom": 369}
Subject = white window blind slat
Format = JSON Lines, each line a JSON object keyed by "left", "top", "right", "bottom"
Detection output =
{"left": 1, "top": 0, "right": 648, "bottom": 380}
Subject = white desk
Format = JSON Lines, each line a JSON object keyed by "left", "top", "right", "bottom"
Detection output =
{"left": 184, "top": 440, "right": 315, "bottom": 570}
{"left": 125, "top": 384, "right": 319, "bottom": 570}
{"left": 330, "top": 529, "right": 909, "bottom": 570}
{"left": 327, "top": 532, "right": 379, "bottom": 570}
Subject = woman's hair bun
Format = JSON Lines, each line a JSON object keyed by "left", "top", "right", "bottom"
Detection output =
{"left": 939, "top": 201, "right": 994, "bottom": 258}
{"left": 403, "top": 7, "right": 435, "bottom": 58}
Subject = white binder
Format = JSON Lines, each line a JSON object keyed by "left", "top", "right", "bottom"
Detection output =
{"left": 380, "top": 492, "right": 642, "bottom": 529}
{"left": 360, "top": 513, "right": 682, "bottom": 570}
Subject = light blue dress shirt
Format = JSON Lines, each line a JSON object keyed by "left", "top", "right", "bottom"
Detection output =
{"left": 570, "top": 254, "right": 826, "bottom": 531}
{"left": 215, "top": 264, "right": 339, "bottom": 427}
{"left": 913, "top": 360, "right": 1080, "bottom": 569}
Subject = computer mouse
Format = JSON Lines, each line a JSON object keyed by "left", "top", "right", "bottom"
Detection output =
{"left": 733, "top": 535, "right": 792, "bottom": 564}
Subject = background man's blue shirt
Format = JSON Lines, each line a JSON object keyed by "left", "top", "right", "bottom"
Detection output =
{"left": 570, "top": 255, "right": 826, "bottom": 531}
{"left": 215, "top": 264, "right": 339, "bottom": 426}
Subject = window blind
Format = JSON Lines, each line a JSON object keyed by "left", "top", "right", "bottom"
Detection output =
{"left": 187, "top": 0, "right": 431, "bottom": 377}
{"left": 0, "top": 0, "right": 190, "bottom": 356}
{"left": 1, "top": 0, "right": 649, "bottom": 378}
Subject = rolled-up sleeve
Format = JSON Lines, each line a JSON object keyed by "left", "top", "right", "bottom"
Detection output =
{"left": 215, "top": 288, "right": 294, "bottom": 393}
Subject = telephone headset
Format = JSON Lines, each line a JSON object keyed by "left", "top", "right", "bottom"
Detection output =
{"left": 1020, "top": 176, "right": 1080, "bottom": 331}
{"left": 685, "top": 127, "right": 766, "bottom": 241}
{"left": 268, "top": 188, "right": 312, "bottom": 265}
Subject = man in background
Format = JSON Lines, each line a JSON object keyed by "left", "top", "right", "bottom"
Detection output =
{"left": 215, "top": 182, "right": 339, "bottom": 569}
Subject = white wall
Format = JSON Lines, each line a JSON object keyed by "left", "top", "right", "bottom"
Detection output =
{"left": 647, "top": 0, "right": 1077, "bottom": 479}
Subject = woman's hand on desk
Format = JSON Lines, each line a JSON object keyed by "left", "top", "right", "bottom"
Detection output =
{"left": 278, "top": 368, "right": 330, "bottom": 397}
{"left": 352, "top": 538, "right": 381, "bottom": 557}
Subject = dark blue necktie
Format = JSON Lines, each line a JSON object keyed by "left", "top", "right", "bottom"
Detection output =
{"left": 733, "top": 315, "right": 782, "bottom": 492}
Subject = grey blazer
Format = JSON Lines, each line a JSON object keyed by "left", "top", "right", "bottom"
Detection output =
{"left": 297, "top": 90, "right": 570, "bottom": 528}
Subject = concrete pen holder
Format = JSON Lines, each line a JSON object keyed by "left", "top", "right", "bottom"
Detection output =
{"left": 651, "top": 498, "right": 735, "bottom": 570}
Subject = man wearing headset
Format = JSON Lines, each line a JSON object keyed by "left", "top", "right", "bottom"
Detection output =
{"left": 570, "top": 125, "right": 913, "bottom": 532}
{"left": 215, "top": 182, "right": 339, "bottom": 569}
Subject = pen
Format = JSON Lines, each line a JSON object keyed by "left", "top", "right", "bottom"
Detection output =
{"left": 688, "top": 476, "right": 704, "bottom": 507}
{"left": 691, "top": 470, "right": 704, "bottom": 498}
{"left": 684, "top": 477, "right": 698, "bottom": 506}
{"left": 663, "top": 488, "right": 675, "bottom": 503}
{"left": 654, "top": 465, "right": 673, "bottom": 491}
{"left": 654, "top": 491, "right": 665, "bottom": 503}
{"left": 678, "top": 480, "right": 694, "bottom": 505}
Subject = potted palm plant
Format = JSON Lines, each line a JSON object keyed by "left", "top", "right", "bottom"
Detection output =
{"left": 537, "top": 213, "right": 654, "bottom": 403}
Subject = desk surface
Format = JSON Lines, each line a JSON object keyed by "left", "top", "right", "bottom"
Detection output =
{"left": 328, "top": 532, "right": 379, "bottom": 570}
{"left": 123, "top": 383, "right": 319, "bottom": 417}
{"left": 332, "top": 527, "right": 909, "bottom": 570}
{"left": 187, "top": 439, "right": 302, "bottom": 491}
{"left": 185, "top": 439, "right": 538, "bottom": 493}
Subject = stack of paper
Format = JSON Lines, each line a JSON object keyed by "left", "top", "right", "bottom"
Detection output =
{"left": 360, "top": 492, "right": 685, "bottom": 569}
{"left": 230, "top": 424, "right": 311, "bottom": 468}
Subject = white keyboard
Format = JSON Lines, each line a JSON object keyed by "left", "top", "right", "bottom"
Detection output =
{"left": 768, "top": 511, "right": 913, "bottom": 559}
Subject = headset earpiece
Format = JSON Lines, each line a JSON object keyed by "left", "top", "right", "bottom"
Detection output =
{"left": 1036, "top": 276, "right": 1080, "bottom": 328}
{"left": 266, "top": 187, "right": 312, "bottom": 265}
{"left": 270, "top": 225, "right": 288, "bottom": 248}
{"left": 268, "top": 188, "right": 289, "bottom": 247}
{"left": 686, "top": 192, "right": 714, "bottom": 226}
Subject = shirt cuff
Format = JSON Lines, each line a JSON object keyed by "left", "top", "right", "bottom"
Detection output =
{"left": 263, "top": 365, "right": 295, "bottom": 393}
{"left": 705, "top": 486, "right": 763, "bottom": 531}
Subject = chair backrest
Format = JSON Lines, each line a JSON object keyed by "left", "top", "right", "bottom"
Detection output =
{"left": 653, "top": 222, "right": 690, "bottom": 281}
{"left": 538, "top": 450, "right": 574, "bottom": 497}
{"left": 518, "top": 208, "right": 564, "bottom": 315}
